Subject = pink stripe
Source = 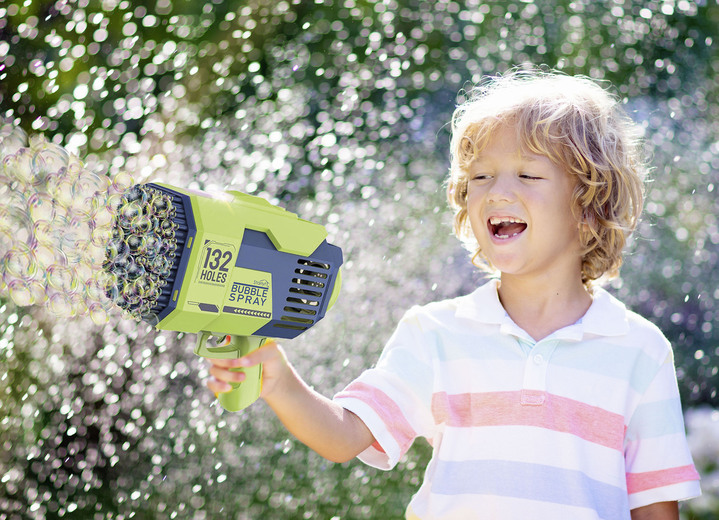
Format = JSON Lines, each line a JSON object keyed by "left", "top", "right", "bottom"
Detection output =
{"left": 432, "top": 391, "right": 625, "bottom": 451}
{"left": 335, "top": 381, "right": 417, "bottom": 455}
{"left": 627, "top": 465, "right": 700, "bottom": 494}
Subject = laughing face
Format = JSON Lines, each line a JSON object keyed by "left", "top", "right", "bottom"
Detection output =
{"left": 465, "top": 124, "right": 583, "bottom": 282}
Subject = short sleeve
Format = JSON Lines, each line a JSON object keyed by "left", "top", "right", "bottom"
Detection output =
{"left": 333, "top": 307, "right": 436, "bottom": 470}
{"left": 624, "top": 350, "right": 701, "bottom": 509}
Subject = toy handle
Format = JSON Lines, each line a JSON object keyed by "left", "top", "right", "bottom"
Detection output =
{"left": 195, "top": 333, "right": 267, "bottom": 412}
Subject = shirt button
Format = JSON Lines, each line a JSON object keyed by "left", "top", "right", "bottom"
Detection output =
{"left": 533, "top": 354, "right": 544, "bottom": 365}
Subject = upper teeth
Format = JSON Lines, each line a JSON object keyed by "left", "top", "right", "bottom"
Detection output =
{"left": 489, "top": 216, "right": 525, "bottom": 225}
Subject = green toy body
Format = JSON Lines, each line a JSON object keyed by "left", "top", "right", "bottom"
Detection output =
{"left": 141, "top": 183, "right": 343, "bottom": 411}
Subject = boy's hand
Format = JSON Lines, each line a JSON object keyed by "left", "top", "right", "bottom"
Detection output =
{"left": 206, "top": 340, "right": 291, "bottom": 401}
{"left": 205, "top": 339, "right": 375, "bottom": 463}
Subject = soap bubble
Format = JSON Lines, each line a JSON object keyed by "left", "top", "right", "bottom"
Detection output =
{"left": 88, "top": 303, "right": 110, "bottom": 325}
{"left": 84, "top": 278, "right": 107, "bottom": 302}
{"left": 32, "top": 220, "right": 54, "bottom": 245}
{"left": 126, "top": 259, "right": 147, "bottom": 280}
{"left": 84, "top": 243, "right": 108, "bottom": 265}
{"left": 112, "top": 171, "right": 135, "bottom": 192}
{"left": 7, "top": 279, "right": 35, "bottom": 306}
{"left": 48, "top": 175, "right": 77, "bottom": 209}
{"left": 99, "top": 270, "right": 120, "bottom": 300}
{"left": 140, "top": 234, "right": 162, "bottom": 259}
{"left": 101, "top": 183, "right": 180, "bottom": 321}
{"left": 0, "top": 125, "right": 27, "bottom": 155}
{"left": 74, "top": 260, "right": 96, "bottom": 286}
{"left": 27, "top": 192, "right": 56, "bottom": 221}
{"left": 105, "top": 237, "right": 126, "bottom": 260}
{"left": 92, "top": 208, "right": 115, "bottom": 235}
{"left": 118, "top": 201, "right": 143, "bottom": 228}
{"left": 4, "top": 185, "right": 29, "bottom": 212}
{"left": 46, "top": 289, "right": 76, "bottom": 318}
{"left": 29, "top": 138, "right": 69, "bottom": 181}
{"left": 159, "top": 219, "right": 176, "bottom": 240}
{"left": 31, "top": 242, "right": 57, "bottom": 270}
{"left": 73, "top": 169, "right": 107, "bottom": 197}
{"left": 46, "top": 264, "right": 78, "bottom": 293}
{"left": 3, "top": 147, "right": 35, "bottom": 185}
{"left": 0, "top": 124, "right": 146, "bottom": 322}
{"left": 124, "top": 185, "right": 150, "bottom": 205}
{"left": 27, "top": 279, "right": 47, "bottom": 305}
{"left": 0, "top": 208, "right": 21, "bottom": 256}
{"left": 108, "top": 254, "right": 131, "bottom": 278}
{"left": 150, "top": 193, "right": 170, "bottom": 217}
{"left": 3, "top": 244, "right": 38, "bottom": 280}
{"left": 126, "top": 233, "right": 146, "bottom": 252}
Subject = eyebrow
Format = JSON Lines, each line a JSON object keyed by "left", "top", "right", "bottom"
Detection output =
{"left": 472, "top": 152, "right": 547, "bottom": 164}
{"left": 519, "top": 153, "right": 545, "bottom": 162}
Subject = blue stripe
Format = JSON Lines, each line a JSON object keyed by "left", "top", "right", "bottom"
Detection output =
{"left": 628, "top": 397, "right": 686, "bottom": 438}
{"left": 431, "top": 334, "right": 660, "bottom": 395}
{"left": 433, "top": 332, "right": 522, "bottom": 363}
{"left": 431, "top": 459, "right": 630, "bottom": 519}
{"left": 376, "top": 346, "right": 433, "bottom": 402}
{"left": 551, "top": 340, "right": 660, "bottom": 393}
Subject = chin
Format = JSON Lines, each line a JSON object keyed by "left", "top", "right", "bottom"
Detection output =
{"left": 487, "top": 260, "right": 526, "bottom": 276}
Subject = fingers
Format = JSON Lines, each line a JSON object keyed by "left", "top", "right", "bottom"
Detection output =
{"left": 207, "top": 339, "right": 281, "bottom": 369}
{"left": 206, "top": 377, "right": 233, "bottom": 395}
{"left": 205, "top": 340, "right": 283, "bottom": 395}
{"left": 208, "top": 363, "right": 245, "bottom": 383}
{"left": 208, "top": 357, "right": 247, "bottom": 369}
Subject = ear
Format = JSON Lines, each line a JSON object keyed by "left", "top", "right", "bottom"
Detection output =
{"left": 579, "top": 210, "right": 600, "bottom": 241}
{"left": 582, "top": 209, "right": 598, "bottom": 226}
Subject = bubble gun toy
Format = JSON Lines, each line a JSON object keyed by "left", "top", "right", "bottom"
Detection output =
{"left": 103, "top": 183, "right": 342, "bottom": 411}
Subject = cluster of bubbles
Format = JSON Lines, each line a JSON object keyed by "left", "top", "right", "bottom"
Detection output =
{"left": 0, "top": 123, "right": 134, "bottom": 323}
{"left": 102, "top": 184, "right": 179, "bottom": 322}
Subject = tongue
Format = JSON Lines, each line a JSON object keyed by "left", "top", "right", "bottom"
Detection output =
{"left": 496, "top": 222, "right": 526, "bottom": 236}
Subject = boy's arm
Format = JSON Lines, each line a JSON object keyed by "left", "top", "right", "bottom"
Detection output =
{"left": 207, "top": 341, "right": 376, "bottom": 463}
{"left": 630, "top": 501, "right": 679, "bottom": 520}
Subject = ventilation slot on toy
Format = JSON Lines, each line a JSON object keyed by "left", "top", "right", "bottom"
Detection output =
{"left": 284, "top": 304, "right": 318, "bottom": 315}
{"left": 290, "top": 287, "right": 322, "bottom": 297}
{"left": 276, "top": 259, "right": 333, "bottom": 332}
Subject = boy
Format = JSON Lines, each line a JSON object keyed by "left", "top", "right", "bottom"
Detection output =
{"left": 207, "top": 70, "right": 701, "bottom": 519}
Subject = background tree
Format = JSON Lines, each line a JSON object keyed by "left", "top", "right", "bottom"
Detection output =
{"left": 1, "top": 0, "right": 718, "bottom": 518}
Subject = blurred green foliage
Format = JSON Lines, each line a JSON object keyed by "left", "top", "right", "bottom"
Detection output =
{"left": 1, "top": 0, "right": 718, "bottom": 518}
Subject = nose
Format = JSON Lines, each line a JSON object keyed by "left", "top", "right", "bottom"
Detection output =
{"left": 486, "top": 174, "right": 515, "bottom": 203}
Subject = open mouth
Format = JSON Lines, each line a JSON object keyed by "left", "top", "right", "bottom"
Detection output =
{"left": 488, "top": 216, "right": 527, "bottom": 239}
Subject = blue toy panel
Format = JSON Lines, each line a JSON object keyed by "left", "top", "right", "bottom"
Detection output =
{"left": 235, "top": 229, "right": 343, "bottom": 339}
{"left": 147, "top": 183, "right": 197, "bottom": 325}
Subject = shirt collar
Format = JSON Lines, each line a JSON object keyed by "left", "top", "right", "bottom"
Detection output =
{"left": 580, "top": 286, "right": 630, "bottom": 337}
{"left": 456, "top": 279, "right": 506, "bottom": 324}
{"left": 456, "top": 279, "right": 630, "bottom": 340}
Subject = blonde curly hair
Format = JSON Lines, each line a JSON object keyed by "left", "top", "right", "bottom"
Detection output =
{"left": 447, "top": 69, "right": 647, "bottom": 285}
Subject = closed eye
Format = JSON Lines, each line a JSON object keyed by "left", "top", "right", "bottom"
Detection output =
{"left": 519, "top": 173, "right": 543, "bottom": 180}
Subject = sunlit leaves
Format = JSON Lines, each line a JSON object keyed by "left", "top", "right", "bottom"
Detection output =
{"left": 1, "top": 0, "right": 718, "bottom": 518}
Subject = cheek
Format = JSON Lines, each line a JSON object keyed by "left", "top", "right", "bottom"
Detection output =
{"left": 546, "top": 201, "right": 579, "bottom": 232}
{"left": 467, "top": 206, "right": 488, "bottom": 242}
{"left": 550, "top": 203, "right": 583, "bottom": 240}
{"left": 536, "top": 183, "right": 578, "bottom": 229}
{"left": 465, "top": 185, "right": 485, "bottom": 208}
{"left": 465, "top": 191, "right": 485, "bottom": 223}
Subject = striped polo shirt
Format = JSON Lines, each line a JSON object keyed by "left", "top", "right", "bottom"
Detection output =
{"left": 334, "top": 280, "right": 701, "bottom": 519}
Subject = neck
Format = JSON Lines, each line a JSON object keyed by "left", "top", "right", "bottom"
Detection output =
{"left": 497, "top": 271, "right": 593, "bottom": 342}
